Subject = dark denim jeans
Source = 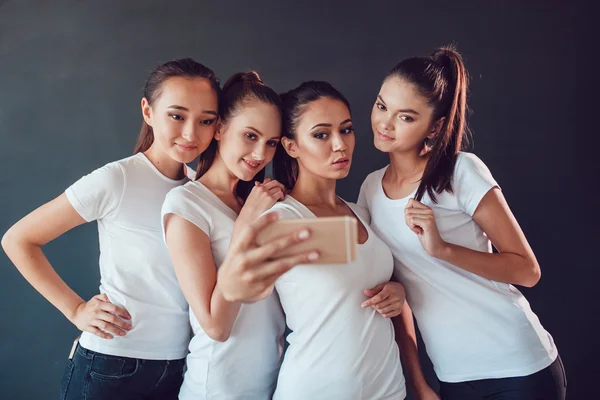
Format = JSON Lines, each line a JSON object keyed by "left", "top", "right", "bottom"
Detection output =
{"left": 60, "top": 344, "right": 185, "bottom": 400}
{"left": 439, "top": 354, "right": 567, "bottom": 400}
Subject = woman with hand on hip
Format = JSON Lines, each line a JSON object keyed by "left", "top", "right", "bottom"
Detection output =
{"left": 2, "top": 58, "right": 220, "bottom": 399}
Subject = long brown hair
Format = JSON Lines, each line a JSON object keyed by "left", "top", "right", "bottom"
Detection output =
{"left": 196, "top": 71, "right": 282, "bottom": 200}
{"left": 386, "top": 45, "right": 469, "bottom": 203}
{"left": 133, "top": 58, "right": 220, "bottom": 154}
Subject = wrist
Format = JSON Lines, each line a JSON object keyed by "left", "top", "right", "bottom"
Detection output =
{"left": 214, "top": 279, "right": 239, "bottom": 304}
{"left": 432, "top": 241, "right": 452, "bottom": 260}
{"left": 65, "top": 299, "right": 85, "bottom": 323}
{"left": 412, "top": 379, "right": 433, "bottom": 396}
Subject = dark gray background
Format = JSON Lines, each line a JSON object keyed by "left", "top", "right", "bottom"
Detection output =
{"left": 0, "top": 1, "right": 597, "bottom": 398}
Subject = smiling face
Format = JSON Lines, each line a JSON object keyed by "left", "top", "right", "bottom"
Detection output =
{"left": 283, "top": 97, "right": 354, "bottom": 181}
{"left": 371, "top": 76, "right": 440, "bottom": 154}
{"left": 216, "top": 101, "right": 282, "bottom": 182}
{"left": 142, "top": 76, "right": 219, "bottom": 164}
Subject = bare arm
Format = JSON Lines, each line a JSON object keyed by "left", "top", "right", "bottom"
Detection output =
{"left": 164, "top": 214, "right": 241, "bottom": 342}
{"left": 405, "top": 188, "right": 541, "bottom": 287}
{"left": 393, "top": 302, "right": 439, "bottom": 399}
{"left": 2, "top": 193, "right": 131, "bottom": 338}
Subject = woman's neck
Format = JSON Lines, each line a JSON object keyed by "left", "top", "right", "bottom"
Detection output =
{"left": 199, "top": 151, "right": 239, "bottom": 197}
{"left": 387, "top": 148, "right": 430, "bottom": 182}
{"left": 143, "top": 145, "right": 184, "bottom": 180}
{"left": 290, "top": 169, "right": 338, "bottom": 210}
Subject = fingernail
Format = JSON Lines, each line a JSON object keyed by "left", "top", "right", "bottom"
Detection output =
{"left": 308, "top": 252, "right": 319, "bottom": 261}
{"left": 298, "top": 229, "right": 310, "bottom": 239}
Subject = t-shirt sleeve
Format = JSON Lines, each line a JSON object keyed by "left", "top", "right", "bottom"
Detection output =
{"left": 161, "top": 186, "right": 211, "bottom": 241}
{"left": 454, "top": 153, "right": 500, "bottom": 216}
{"left": 64, "top": 162, "right": 125, "bottom": 222}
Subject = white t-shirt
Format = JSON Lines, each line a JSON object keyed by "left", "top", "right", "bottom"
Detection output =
{"left": 358, "top": 152, "right": 558, "bottom": 383}
{"left": 161, "top": 180, "right": 286, "bottom": 400}
{"left": 65, "top": 152, "right": 190, "bottom": 360}
{"left": 268, "top": 196, "right": 406, "bottom": 400}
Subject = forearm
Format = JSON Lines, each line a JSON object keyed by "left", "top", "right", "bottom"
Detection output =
{"left": 186, "top": 280, "right": 242, "bottom": 342}
{"left": 208, "top": 283, "right": 242, "bottom": 338}
{"left": 3, "top": 238, "right": 84, "bottom": 321}
{"left": 435, "top": 243, "right": 539, "bottom": 287}
{"left": 393, "top": 302, "right": 429, "bottom": 394}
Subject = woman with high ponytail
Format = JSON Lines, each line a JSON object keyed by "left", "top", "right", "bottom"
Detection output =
{"left": 162, "top": 71, "right": 320, "bottom": 399}
{"left": 358, "top": 46, "right": 565, "bottom": 399}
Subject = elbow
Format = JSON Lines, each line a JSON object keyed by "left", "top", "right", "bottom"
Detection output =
{"left": 1, "top": 227, "right": 16, "bottom": 256}
{"left": 191, "top": 306, "right": 233, "bottom": 342}
{"left": 204, "top": 326, "right": 232, "bottom": 342}
{"left": 519, "top": 261, "right": 541, "bottom": 288}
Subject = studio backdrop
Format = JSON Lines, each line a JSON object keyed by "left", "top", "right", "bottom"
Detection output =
{"left": 0, "top": 1, "right": 596, "bottom": 399}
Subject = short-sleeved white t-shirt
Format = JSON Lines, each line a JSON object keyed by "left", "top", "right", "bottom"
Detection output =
{"left": 268, "top": 196, "right": 406, "bottom": 400}
{"left": 358, "top": 152, "right": 558, "bottom": 382}
{"left": 161, "top": 180, "right": 286, "bottom": 400}
{"left": 65, "top": 152, "right": 190, "bottom": 360}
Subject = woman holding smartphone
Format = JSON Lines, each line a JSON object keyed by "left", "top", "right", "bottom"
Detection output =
{"left": 267, "top": 81, "right": 411, "bottom": 400}
{"left": 161, "top": 72, "right": 319, "bottom": 399}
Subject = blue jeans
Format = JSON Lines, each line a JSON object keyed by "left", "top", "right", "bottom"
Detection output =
{"left": 60, "top": 343, "right": 185, "bottom": 400}
{"left": 439, "top": 354, "right": 567, "bottom": 400}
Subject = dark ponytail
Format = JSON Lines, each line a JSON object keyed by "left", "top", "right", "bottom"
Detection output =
{"left": 274, "top": 81, "right": 351, "bottom": 190}
{"left": 134, "top": 58, "right": 220, "bottom": 154}
{"left": 386, "top": 45, "right": 469, "bottom": 203}
{"left": 196, "top": 71, "right": 282, "bottom": 199}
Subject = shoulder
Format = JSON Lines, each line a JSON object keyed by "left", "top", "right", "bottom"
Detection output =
{"left": 91, "top": 153, "right": 154, "bottom": 188}
{"left": 164, "top": 181, "right": 210, "bottom": 209}
{"left": 68, "top": 155, "right": 136, "bottom": 195}
{"left": 454, "top": 152, "right": 494, "bottom": 177}
{"left": 268, "top": 197, "right": 309, "bottom": 220}
{"left": 361, "top": 165, "right": 388, "bottom": 190}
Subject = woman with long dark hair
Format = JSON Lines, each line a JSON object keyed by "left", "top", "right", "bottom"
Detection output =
{"left": 2, "top": 58, "right": 220, "bottom": 399}
{"left": 358, "top": 46, "right": 566, "bottom": 400}
{"left": 162, "top": 72, "right": 319, "bottom": 399}
{"left": 269, "top": 81, "right": 408, "bottom": 400}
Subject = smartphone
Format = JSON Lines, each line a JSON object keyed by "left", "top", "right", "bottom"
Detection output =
{"left": 255, "top": 216, "right": 358, "bottom": 264}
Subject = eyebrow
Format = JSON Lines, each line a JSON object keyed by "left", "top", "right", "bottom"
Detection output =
{"left": 246, "top": 126, "right": 280, "bottom": 140}
{"left": 168, "top": 105, "right": 218, "bottom": 116}
{"left": 310, "top": 123, "right": 331, "bottom": 130}
{"left": 310, "top": 119, "right": 353, "bottom": 131}
{"left": 377, "top": 95, "right": 420, "bottom": 115}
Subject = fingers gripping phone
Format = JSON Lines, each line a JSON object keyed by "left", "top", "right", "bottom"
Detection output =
{"left": 256, "top": 216, "right": 358, "bottom": 264}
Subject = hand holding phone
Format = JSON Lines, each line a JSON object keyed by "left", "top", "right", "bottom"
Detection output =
{"left": 256, "top": 216, "right": 358, "bottom": 264}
